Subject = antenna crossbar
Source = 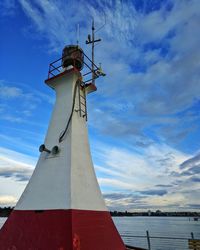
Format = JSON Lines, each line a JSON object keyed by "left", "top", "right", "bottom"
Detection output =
{"left": 85, "top": 20, "right": 102, "bottom": 85}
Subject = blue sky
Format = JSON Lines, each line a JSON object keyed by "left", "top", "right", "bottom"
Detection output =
{"left": 0, "top": 0, "right": 200, "bottom": 211}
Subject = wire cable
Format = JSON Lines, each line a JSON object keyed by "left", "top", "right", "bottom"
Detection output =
{"left": 59, "top": 79, "right": 80, "bottom": 143}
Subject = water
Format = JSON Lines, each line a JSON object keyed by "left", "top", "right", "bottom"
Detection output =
{"left": 0, "top": 216, "right": 200, "bottom": 250}
{"left": 113, "top": 216, "right": 200, "bottom": 250}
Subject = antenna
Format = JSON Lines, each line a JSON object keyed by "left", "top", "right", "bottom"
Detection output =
{"left": 95, "top": 11, "right": 106, "bottom": 34}
{"left": 86, "top": 19, "right": 102, "bottom": 85}
{"left": 76, "top": 23, "right": 80, "bottom": 45}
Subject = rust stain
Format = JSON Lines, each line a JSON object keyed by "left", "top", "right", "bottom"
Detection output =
{"left": 73, "top": 233, "right": 81, "bottom": 250}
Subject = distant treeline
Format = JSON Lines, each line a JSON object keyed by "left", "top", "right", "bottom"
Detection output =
{"left": 110, "top": 210, "right": 200, "bottom": 217}
{"left": 0, "top": 207, "right": 13, "bottom": 217}
{"left": 0, "top": 207, "right": 199, "bottom": 217}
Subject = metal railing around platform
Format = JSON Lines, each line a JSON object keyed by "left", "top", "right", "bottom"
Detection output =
{"left": 47, "top": 49, "right": 100, "bottom": 84}
{"left": 121, "top": 231, "right": 200, "bottom": 250}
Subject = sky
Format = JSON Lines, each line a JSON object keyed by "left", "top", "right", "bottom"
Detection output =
{"left": 0, "top": 0, "right": 200, "bottom": 212}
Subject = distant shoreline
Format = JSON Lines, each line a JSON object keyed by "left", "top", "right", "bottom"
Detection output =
{"left": 0, "top": 208, "right": 199, "bottom": 218}
{"left": 111, "top": 211, "right": 200, "bottom": 217}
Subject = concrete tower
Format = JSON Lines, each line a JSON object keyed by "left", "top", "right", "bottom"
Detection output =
{"left": 0, "top": 46, "right": 126, "bottom": 250}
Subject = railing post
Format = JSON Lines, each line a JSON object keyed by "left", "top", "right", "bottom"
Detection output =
{"left": 146, "top": 230, "right": 151, "bottom": 250}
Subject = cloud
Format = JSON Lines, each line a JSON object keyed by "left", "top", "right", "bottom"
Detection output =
{"left": 0, "top": 165, "right": 32, "bottom": 182}
{"left": 172, "top": 152, "right": 200, "bottom": 185}
{"left": 0, "top": 82, "right": 35, "bottom": 122}
{"left": 0, "top": 0, "right": 16, "bottom": 17}
{"left": 0, "top": 195, "right": 17, "bottom": 206}
{"left": 103, "top": 192, "right": 146, "bottom": 211}
{"left": 88, "top": 0, "right": 200, "bottom": 150}
{"left": 18, "top": 0, "right": 89, "bottom": 52}
{"left": 0, "top": 80, "right": 54, "bottom": 125}
{"left": 139, "top": 189, "right": 167, "bottom": 196}
{"left": 98, "top": 178, "right": 134, "bottom": 190}
{"left": 103, "top": 190, "right": 199, "bottom": 211}
{"left": 91, "top": 141, "right": 200, "bottom": 211}
{"left": 0, "top": 85, "right": 23, "bottom": 98}
{"left": 88, "top": 0, "right": 138, "bottom": 43}
{"left": 144, "top": 192, "right": 186, "bottom": 209}
{"left": 0, "top": 148, "right": 37, "bottom": 206}
{"left": 136, "top": 0, "right": 199, "bottom": 44}
{"left": 180, "top": 152, "right": 200, "bottom": 169}
{"left": 190, "top": 176, "right": 200, "bottom": 183}
{"left": 186, "top": 204, "right": 200, "bottom": 209}
{"left": 0, "top": 79, "right": 54, "bottom": 105}
{"left": 179, "top": 165, "right": 200, "bottom": 177}
{"left": 93, "top": 140, "right": 189, "bottom": 191}
{"left": 16, "top": 0, "right": 200, "bottom": 150}
{"left": 155, "top": 184, "right": 173, "bottom": 188}
{"left": 104, "top": 193, "right": 131, "bottom": 200}
{"left": 0, "top": 147, "right": 35, "bottom": 182}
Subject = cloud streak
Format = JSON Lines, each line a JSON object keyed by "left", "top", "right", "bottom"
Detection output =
{"left": 0, "top": 147, "right": 35, "bottom": 182}
{"left": 0, "top": 195, "right": 17, "bottom": 206}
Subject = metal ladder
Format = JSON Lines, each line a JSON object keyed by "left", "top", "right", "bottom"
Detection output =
{"left": 77, "top": 82, "right": 87, "bottom": 121}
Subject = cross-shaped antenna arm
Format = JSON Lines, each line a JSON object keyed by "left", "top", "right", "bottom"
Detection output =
{"left": 86, "top": 38, "right": 101, "bottom": 44}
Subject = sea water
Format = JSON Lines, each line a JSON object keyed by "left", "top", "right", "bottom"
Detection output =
{"left": 113, "top": 216, "right": 200, "bottom": 250}
{"left": 0, "top": 216, "right": 199, "bottom": 250}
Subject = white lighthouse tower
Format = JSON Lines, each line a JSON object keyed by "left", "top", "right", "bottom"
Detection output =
{"left": 0, "top": 44, "right": 127, "bottom": 249}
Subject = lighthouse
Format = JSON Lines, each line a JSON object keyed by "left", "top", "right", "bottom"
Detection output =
{"left": 0, "top": 44, "right": 126, "bottom": 249}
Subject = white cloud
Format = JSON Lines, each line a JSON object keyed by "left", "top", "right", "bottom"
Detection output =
{"left": 92, "top": 140, "right": 200, "bottom": 211}
{"left": 0, "top": 85, "right": 23, "bottom": 98}
{"left": 88, "top": 0, "right": 138, "bottom": 43}
{"left": 144, "top": 193, "right": 186, "bottom": 208}
{"left": 0, "top": 147, "right": 35, "bottom": 181}
{"left": 0, "top": 157, "right": 33, "bottom": 181}
{"left": 98, "top": 178, "right": 134, "bottom": 190}
{"left": 0, "top": 195, "right": 17, "bottom": 206}
{"left": 18, "top": 0, "right": 89, "bottom": 51}
{"left": 0, "top": 147, "right": 36, "bottom": 166}
{"left": 136, "top": 0, "right": 200, "bottom": 43}
{"left": 0, "top": 147, "right": 36, "bottom": 206}
{"left": 93, "top": 141, "right": 190, "bottom": 191}
{"left": 0, "top": 80, "right": 54, "bottom": 125}
{"left": 1, "top": 115, "right": 23, "bottom": 123}
{"left": 17, "top": 0, "right": 200, "bottom": 127}
{"left": 0, "top": 134, "right": 39, "bottom": 154}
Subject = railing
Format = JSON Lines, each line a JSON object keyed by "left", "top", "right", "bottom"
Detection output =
{"left": 47, "top": 49, "right": 100, "bottom": 84}
{"left": 121, "top": 231, "right": 200, "bottom": 250}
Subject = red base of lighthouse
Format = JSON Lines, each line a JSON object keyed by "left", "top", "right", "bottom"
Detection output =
{"left": 0, "top": 209, "right": 126, "bottom": 250}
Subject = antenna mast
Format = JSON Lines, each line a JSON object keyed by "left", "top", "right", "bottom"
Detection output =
{"left": 76, "top": 23, "right": 80, "bottom": 45}
{"left": 86, "top": 19, "right": 101, "bottom": 85}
